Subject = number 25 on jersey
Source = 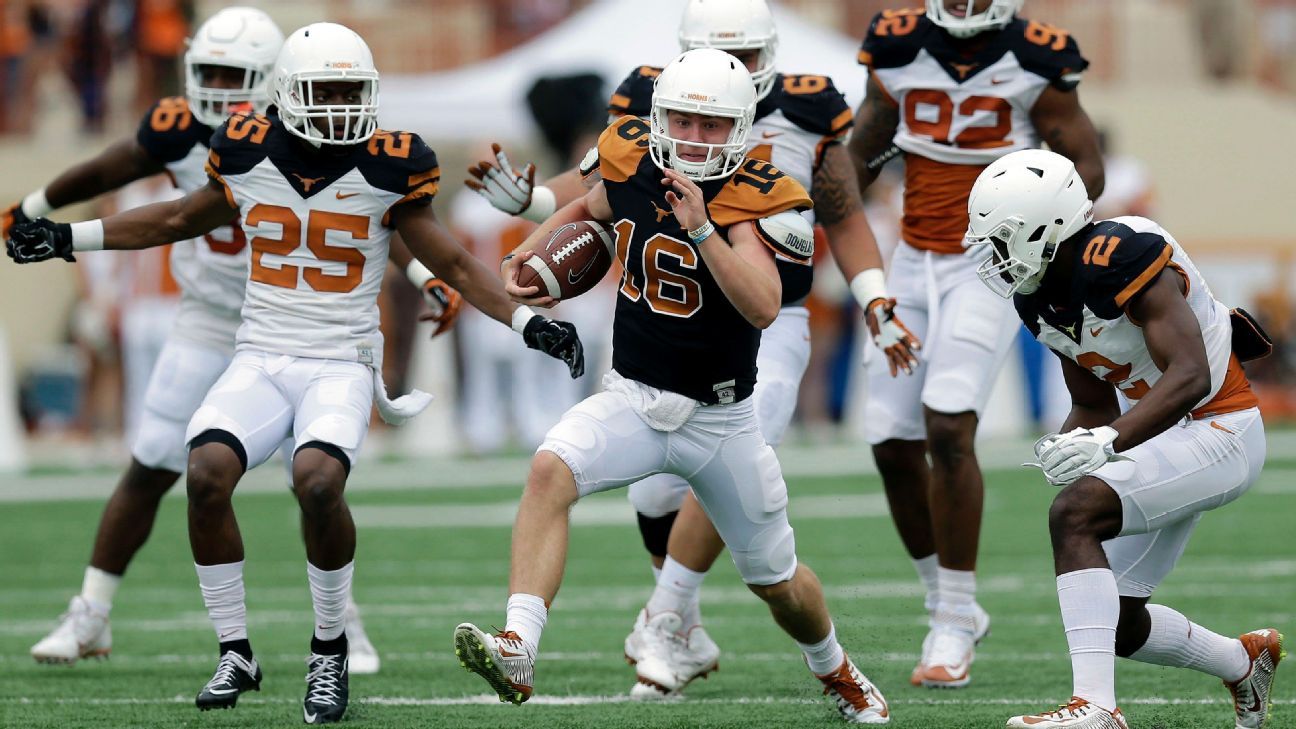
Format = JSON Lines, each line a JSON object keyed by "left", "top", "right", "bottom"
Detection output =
{"left": 247, "top": 204, "right": 368, "bottom": 293}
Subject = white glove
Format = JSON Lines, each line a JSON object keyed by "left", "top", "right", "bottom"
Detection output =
{"left": 466, "top": 143, "right": 537, "bottom": 215}
{"left": 1024, "top": 426, "right": 1126, "bottom": 486}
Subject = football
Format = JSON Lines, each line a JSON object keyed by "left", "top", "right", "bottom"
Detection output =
{"left": 515, "top": 220, "right": 616, "bottom": 301}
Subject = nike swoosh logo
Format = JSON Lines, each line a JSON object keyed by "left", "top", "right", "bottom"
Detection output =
{"left": 335, "top": 191, "right": 359, "bottom": 200}
{"left": 761, "top": 131, "right": 783, "bottom": 139}
{"left": 305, "top": 709, "right": 318, "bottom": 723}
{"left": 219, "top": 630, "right": 238, "bottom": 639}
{"left": 1089, "top": 327, "right": 1103, "bottom": 337}
{"left": 567, "top": 255, "right": 598, "bottom": 285}
{"left": 206, "top": 687, "right": 239, "bottom": 696}
{"left": 990, "top": 76, "right": 1011, "bottom": 85}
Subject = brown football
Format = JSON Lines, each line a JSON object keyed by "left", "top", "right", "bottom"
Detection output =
{"left": 515, "top": 220, "right": 615, "bottom": 301}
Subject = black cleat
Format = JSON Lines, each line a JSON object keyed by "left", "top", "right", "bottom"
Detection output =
{"left": 196, "top": 650, "right": 262, "bottom": 710}
{"left": 303, "top": 640, "right": 349, "bottom": 724}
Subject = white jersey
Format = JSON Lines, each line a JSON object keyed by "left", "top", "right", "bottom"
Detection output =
{"left": 606, "top": 67, "right": 852, "bottom": 304}
{"left": 205, "top": 112, "right": 439, "bottom": 362}
{"left": 135, "top": 97, "right": 247, "bottom": 317}
{"left": 1015, "top": 216, "right": 1258, "bottom": 418}
{"left": 859, "top": 10, "right": 1088, "bottom": 253}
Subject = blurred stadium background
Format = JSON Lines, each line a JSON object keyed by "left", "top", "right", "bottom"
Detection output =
{"left": 0, "top": 0, "right": 1293, "bottom": 471}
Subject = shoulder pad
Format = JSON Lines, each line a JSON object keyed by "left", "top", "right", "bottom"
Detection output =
{"left": 710, "top": 158, "right": 812, "bottom": 228}
{"left": 1005, "top": 18, "right": 1089, "bottom": 90}
{"left": 358, "top": 130, "right": 440, "bottom": 196}
{"left": 755, "top": 209, "right": 814, "bottom": 264}
{"left": 1077, "top": 221, "right": 1172, "bottom": 319}
{"left": 608, "top": 66, "right": 661, "bottom": 118}
{"left": 858, "top": 8, "right": 931, "bottom": 69}
{"left": 136, "top": 97, "right": 211, "bottom": 164}
{"left": 772, "top": 75, "right": 853, "bottom": 139}
{"left": 206, "top": 112, "right": 273, "bottom": 176}
{"left": 596, "top": 116, "right": 652, "bottom": 184}
{"left": 577, "top": 144, "right": 600, "bottom": 179}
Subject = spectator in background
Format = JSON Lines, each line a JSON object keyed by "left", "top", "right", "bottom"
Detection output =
{"left": 0, "top": 0, "right": 33, "bottom": 133}
{"left": 62, "top": 0, "right": 113, "bottom": 133}
{"left": 131, "top": 0, "right": 191, "bottom": 116}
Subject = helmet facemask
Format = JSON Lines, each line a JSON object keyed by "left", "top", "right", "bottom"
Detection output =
{"left": 649, "top": 103, "right": 752, "bottom": 182}
{"left": 925, "top": 0, "right": 1023, "bottom": 39}
{"left": 185, "top": 61, "right": 269, "bottom": 127}
{"left": 277, "top": 72, "right": 379, "bottom": 147}
{"left": 970, "top": 217, "right": 1058, "bottom": 297}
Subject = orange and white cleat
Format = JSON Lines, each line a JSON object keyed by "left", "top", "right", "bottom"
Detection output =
{"left": 630, "top": 611, "right": 719, "bottom": 701}
{"left": 1226, "top": 628, "right": 1285, "bottom": 729}
{"left": 816, "top": 655, "right": 890, "bottom": 724}
{"left": 453, "top": 623, "right": 534, "bottom": 705}
{"left": 912, "top": 603, "right": 989, "bottom": 688}
{"left": 1006, "top": 697, "right": 1129, "bottom": 728}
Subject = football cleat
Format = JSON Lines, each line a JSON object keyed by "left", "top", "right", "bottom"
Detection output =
{"left": 303, "top": 646, "right": 349, "bottom": 724}
{"left": 624, "top": 608, "right": 647, "bottom": 665}
{"left": 912, "top": 603, "right": 990, "bottom": 688}
{"left": 454, "top": 623, "right": 534, "bottom": 705}
{"left": 816, "top": 655, "right": 890, "bottom": 724}
{"left": 30, "top": 596, "right": 111, "bottom": 665}
{"left": 630, "top": 611, "right": 719, "bottom": 700}
{"left": 1226, "top": 628, "right": 1285, "bottom": 729}
{"left": 344, "top": 599, "right": 380, "bottom": 675}
{"left": 196, "top": 651, "right": 262, "bottom": 711}
{"left": 1006, "top": 698, "right": 1128, "bottom": 728}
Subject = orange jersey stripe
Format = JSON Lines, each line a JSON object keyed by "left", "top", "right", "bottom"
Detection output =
{"left": 1191, "top": 353, "right": 1259, "bottom": 418}
{"left": 1115, "top": 245, "right": 1172, "bottom": 308}
{"left": 901, "top": 155, "right": 985, "bottom": 254}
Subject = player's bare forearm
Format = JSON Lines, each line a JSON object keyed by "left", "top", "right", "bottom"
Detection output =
{"left": 1031, "top": 85, "right": 1104, "bottom": 200}
{"left": 1058, "top": 355, "right": 1120, "bottom": 432}
{"left": 698, "top": 223, "right": 781, "bottom": 329}
{"left": 1108, "top": 274, "right": 1212, "bottom": 451}
{"left": 387, "top": 232, "right": 414, "bottom": 270}
{"left": 545, "top": 168, "right": 591, "bottom": 208}
{"left": 815, "top": 144, "right": 884, "bottom": 278}
{"left": 847, "top": 75, "right": 900, "bottom": 192}
{"left": 394, "top": 204, "right": 516, "bottom": 325}
{"left": 101, "top": 183, "right": 232, "bottom": 250}
{"left": 45, "top": 139, "right": 164, "bottom": 209}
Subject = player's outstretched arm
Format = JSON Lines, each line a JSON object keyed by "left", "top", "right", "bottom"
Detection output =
{"left": 499, "top": 182, "right": 614, "bottom": 307}
{"left": 814, "top": 142, "right": 920, "bottom": 375}
{"left": 388, "top": 233, "right": 462, "bottom": 337}
{"left": 1105, "top": 272, "right": 1212, "bottom": 451}
{"left": 7, "top": 182, "right": 234, "bottom": 263}
{"left": 662, "top": 168, "right": 780, "bottom": 328}
{"left": 847, "top": 75, "right": 901, "bottom": 192}
{"left": 3, "top": 138, "right": 164, "bottom": 239}
{"left": 1030, "top": 85, "right": 1105, "bottom": 200}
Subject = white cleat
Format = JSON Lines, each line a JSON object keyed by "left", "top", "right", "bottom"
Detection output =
{"left": 31, "top": 596, "right": 111, "bottom": 665}
{"left": 1226, "top": 628, "right": 1285, "bottom": 729}
{"left": 624, "top": 608, "right": 647, "bottom": 665}
{"left": 912, "top": 603, "right": 989, "bottom": 688}
{"left": 453, "top": 623, "right": 534, "bottom": 705}
{"left": 343, "top": 599, "right": 380, "bottom": 675}
{"left": 817, "top": 655, "right": 890, "bottom": 724}
{"left": 1006, "top": 697, "right": 1128, "bottom": 728}
{"left": 631, "top": 611, "right": 719, "bottom": 700}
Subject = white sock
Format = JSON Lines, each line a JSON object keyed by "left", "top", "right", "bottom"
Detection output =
{"left": 195, "top": 561, "right": 247, "bottom": 643}
{"left": 797, "top": 623, "right": 846, "bottom": 676}
{"left": 1057, "top": 568, "right": 1119, "bottom": 712}
{"left": 647, "top": 556, "right": 707, "bottom": 627}
{"left": 934, "top": 566, "right": 978, "bottom": 632}
{"left": 1130, "top": 604, "right": 1249, "bottom": 681}
{"left": 505, "top": 593, "right": 548, "bottom": 653}
{"left": 912, "top": 554, "right": 939, "bottom": 613}
{"left": 307, "top": 561, "right": 353, "bottom": 641}
{"left": 81, "top": 566, "right": 121, "bottom": 614}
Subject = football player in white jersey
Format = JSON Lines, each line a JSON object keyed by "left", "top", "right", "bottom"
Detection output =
{"left": 8, "top": 22, "right": 584, "bottom": 725}
{"left": 967, "top": 149, "right": 1282, "bottom": 729}
{"left": 848, "top": 0, "right": 1105, "bottom": 688}
{"left": 454, "top": 49, "right": 890, "bottom": 724}
{"left": 464, "top": 0, "right": 914, "bottom": 697}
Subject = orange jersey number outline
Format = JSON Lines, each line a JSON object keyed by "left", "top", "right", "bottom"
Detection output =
{"left": 614, "top": 219, "right": 703, "bottom": 318}
{"left": 227, "top": 114, "right": 271, "bottom": 144}
{"left": 246, "top": 204, "right": 367, "bottom": 293}
{"left": 905, "top": 90, "right": 1013, "bottom": 149}
{"left": 1083, "top": 234, "right": 1121, "bottom": 267}
{"left": 150, "top": 97, "right": 192, "bottom": 133}
{"left": 875, "top": 8, "right": 923, "bottom": 37}
{"left": 1076, "top": 351, "right": 1151, "bottom": 400}
{"left": 368, "top": 131, "right": 413, "bottom": 159}
{"left": 1025, "top": 20, "right": 1070, "bottom": 52}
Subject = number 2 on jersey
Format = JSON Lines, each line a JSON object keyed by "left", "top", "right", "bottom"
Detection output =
{"left": 246, "top": 204, "right": 367, "bottom": 293}
{"left": 614, "top": 219, "right": 702, "bottom": 318}
{"left": 905, "top": 90, "right": 1012, "bottom": 149}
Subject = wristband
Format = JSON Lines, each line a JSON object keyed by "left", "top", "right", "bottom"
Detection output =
{"left": 405, "top": 259, "right": 434, "bottom": 288}
{"left": 511, "top": 305, "right": 537, "bottom": 334}
{"left": 687, "top": 221, "right": 715, "bottom": 247}
{"left": 520, "top": 185, "right": 557, "bottom": 223}
{"left": 849, "top": 268, "right": 888, "bottom": 310}
{"left": 70, "top": 220, "right": 105, "bottom": 252}
{"left": 21, "top": 189, "right": 53, "bottom": 219}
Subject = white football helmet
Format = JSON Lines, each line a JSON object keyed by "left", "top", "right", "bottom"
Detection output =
{"left": 649, "top": 48, "right": 756, "bottom": 182}
{"left": 966, "top": 149, "right": 1092, "bottom": 297}
{"left": 272, "top": 23, "right": 379, "bottom": 146}
{"left": 678, "top": 0, "right": 779, "bottom": 101}
{"left": 184, "top": 7, "right": 284, "bottom": 128}
{"left": 925, "top": 0, "right": 1023, "bottom": 39}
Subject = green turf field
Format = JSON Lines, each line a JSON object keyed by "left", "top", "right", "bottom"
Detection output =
{"left": 2, "top": 459, "right": 1293, "bottom": 728}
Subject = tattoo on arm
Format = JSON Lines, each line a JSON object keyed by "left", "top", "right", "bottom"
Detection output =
{"left": 812, "top": 144, "right": 864, "bottom": 227}
{"left": 848, "top": 76, "right": 901, "bottom": 191}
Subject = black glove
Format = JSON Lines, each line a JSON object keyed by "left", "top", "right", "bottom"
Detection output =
{"left": 522, "top": 315, "right": 585, "bottom": 379}
{"left": 7, "top": 218, "right": 75, "bottom": 264}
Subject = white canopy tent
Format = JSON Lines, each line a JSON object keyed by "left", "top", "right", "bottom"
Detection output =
{"left": 379, "top": 0, "right": 869, "bottom": 141}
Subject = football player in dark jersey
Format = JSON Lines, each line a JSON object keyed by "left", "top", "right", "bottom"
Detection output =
{"left": 967, "top": 149, "right": 1279, "bottom": 729}
{"left": 452, "top": 49, "right": 892, "bottom": 724}
{"left": 848, "top": 0, "right": 1105, "bottom": 688}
